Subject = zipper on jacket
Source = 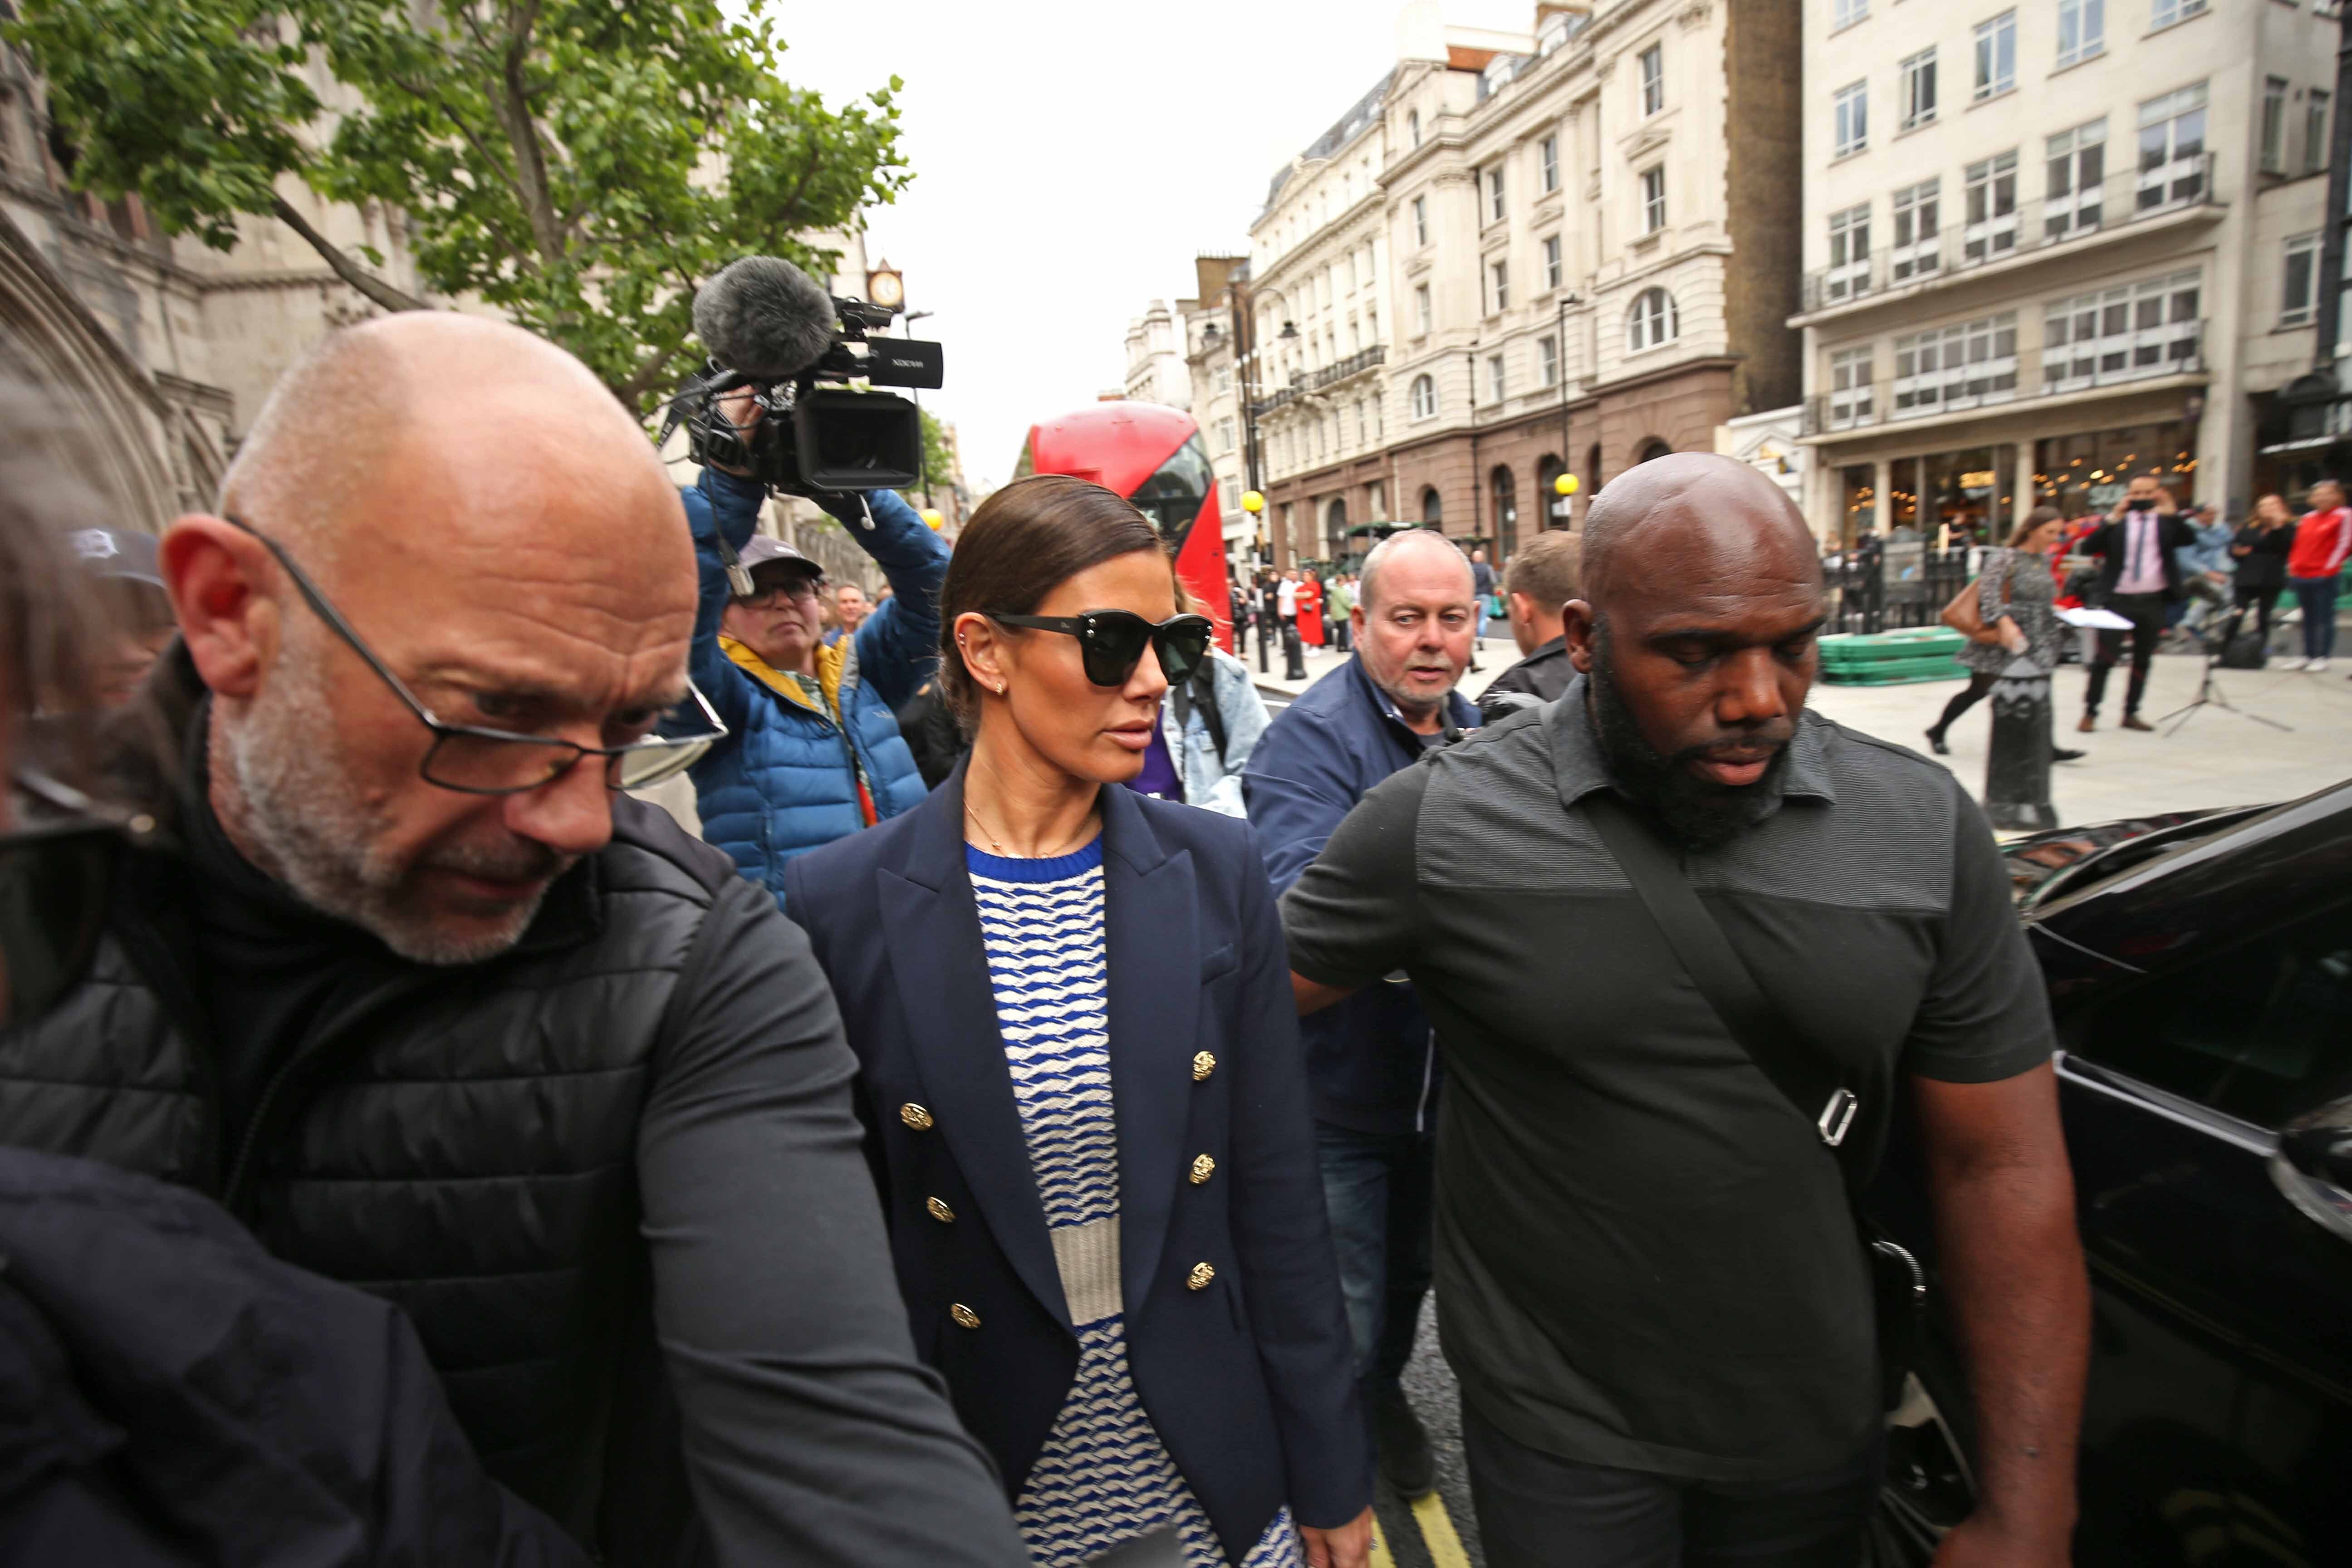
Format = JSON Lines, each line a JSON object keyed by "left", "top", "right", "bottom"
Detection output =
{"left": 1415, "top": 1029, "right": 1437, "bottom": 1135}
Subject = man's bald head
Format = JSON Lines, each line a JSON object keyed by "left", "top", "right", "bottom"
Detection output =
{"left": 1580, "top": 453, "right": 1818, "bottom": 612}
{"left": 1360, "top": 526, "right": 1474, "bottom": 610}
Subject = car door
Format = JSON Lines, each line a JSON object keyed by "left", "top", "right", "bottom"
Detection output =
{"left": 2054, "top": 898, "right": 2352, "bottom": 1567}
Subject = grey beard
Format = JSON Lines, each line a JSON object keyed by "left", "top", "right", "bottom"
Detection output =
{"left": 218, "top": 630, "right": 556, "bottom": 965}
{"left": 1588, "top": 630, "right": 1790, "bottom": 850}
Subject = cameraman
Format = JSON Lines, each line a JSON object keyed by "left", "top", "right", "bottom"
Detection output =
{"left": 683, "top": 394, "right": 942, "bottom": 902}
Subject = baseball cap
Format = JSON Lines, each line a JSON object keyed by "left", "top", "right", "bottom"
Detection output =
{"left": 67, "top": 527, "right": 163, "bottom": 587}
{"left": 737, "top": 534, "right": 822, "bottom": 583}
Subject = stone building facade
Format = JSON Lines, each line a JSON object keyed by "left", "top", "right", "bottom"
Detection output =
{"left": 1179, "top": 253, "right": 1257, "bottom": 570}
{"left": 1793, "top": 0, "right": 2339, "bottom": 548}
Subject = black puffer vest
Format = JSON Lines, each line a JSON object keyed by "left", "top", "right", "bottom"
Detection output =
{"left": 0, "top": 666, "right": 735, "bottom": 1546}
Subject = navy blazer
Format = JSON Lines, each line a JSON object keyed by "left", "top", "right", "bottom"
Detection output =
{"left": 780, "top": 767, "right": 1371, "bottom": 1561}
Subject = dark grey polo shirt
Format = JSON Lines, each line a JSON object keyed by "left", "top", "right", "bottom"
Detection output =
{"left": 1280, "top": 677, "right": 2053, "bottom": 1482}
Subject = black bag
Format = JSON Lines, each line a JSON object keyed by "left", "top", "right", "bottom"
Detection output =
{"left": 1169, "top": 668, "right": 1227, "bottom": 767}
{"left": 1583, "top": 793, "right": 1927, "bottom": 1411}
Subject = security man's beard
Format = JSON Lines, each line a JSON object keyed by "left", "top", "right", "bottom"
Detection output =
{"left": 1588, "top": 621, "right": 1792, "bottom": 849}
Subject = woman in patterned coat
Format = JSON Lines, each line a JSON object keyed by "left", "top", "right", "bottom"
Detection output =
{"left": 782, "top": 476, "right": 1373, "bottom": 1568}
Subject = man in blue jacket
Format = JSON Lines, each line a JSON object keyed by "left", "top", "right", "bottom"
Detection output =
{"left": 1242, "top": 528, "right": 1479, "bottom": 1499}
{"left": 682, "top": 462, "right": 945, "bottom": 904}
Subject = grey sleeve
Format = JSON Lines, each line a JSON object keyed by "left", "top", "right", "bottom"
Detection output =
{"left": 1278, "top": 763, "right": 1429, "bottom": 989}
{"left": 1902, "top": 784, "right": 2060, "bottom": 1085}
{"left": 637, "top": 875, "right": 1028, "bottom": 1568}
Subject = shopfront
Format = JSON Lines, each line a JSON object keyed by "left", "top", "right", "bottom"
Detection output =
{"left": 2031, "top": 421, "right": 2197, "bottom": 518}
{"left": 1877, "top": 446, "right": 2019, "bottom": 545}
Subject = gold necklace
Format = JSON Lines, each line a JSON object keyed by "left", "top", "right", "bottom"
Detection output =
{"left": 963, "top": 798, "right": 1092, "bottom": 859}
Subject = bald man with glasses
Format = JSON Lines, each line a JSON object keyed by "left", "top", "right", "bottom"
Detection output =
{"left": 0, "top": 315, "right": 1027, "bottom": 1567}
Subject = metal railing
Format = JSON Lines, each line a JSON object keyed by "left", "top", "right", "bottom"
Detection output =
{"left": 1308, "top": 344, "right": 1386, "bottom": 391}
{"left": 1826, "top": 544, "right": 1976, "bottom": 636}
{"left": 1801, "top": 153, "right": 2220, "bottom": 314}
{"left": 1803, "top": 323, "right": 2205, "bottom": 437}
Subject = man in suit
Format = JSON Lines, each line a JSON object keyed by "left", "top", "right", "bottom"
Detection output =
{"left": 2079, "top": 473, "right": 2197, "bottom": 732}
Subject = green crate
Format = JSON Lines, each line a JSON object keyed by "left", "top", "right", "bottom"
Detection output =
{"left": 1818, "top": 628, "right": 1967, "bottom": 665}
{"left": 1821, "top": 654, "right": 1970, "bottom": 686}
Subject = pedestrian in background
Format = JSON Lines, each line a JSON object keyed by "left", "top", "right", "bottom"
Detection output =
{"left": 2168, "top": 502, "right": 2234, "bottom": 646}
{"left": 1478, "top": 530, "right": 1581, "bottom": 720}
{"left": 825, "top": 580, "right": 872, "bottom": 648}
{"left": 1284, "top": 454, "right": 2088, "bottom": 1568}
{"left": 1242, "top": 529, "right": 1480, "bottom": 1502}
{"left": 1327, "top": 573, "right": 1355, "bottom": 654}
{"left": 2229, "top": 493, "right": 2296, "bottom": 653}
{"left": 784, "top": 475, "right": 1373, "bottom": 1568}
{"left": 1468, "top": 547, "right": 1496, "bottom": 672}
{"left": 2288, "top": 478, "right": 2351, "bottom": 671}
{"left": 1926, "top": 507, "right": 2081, "bottom": 761}
{"left": 1297, "top": 569, "right": 1326, "bottom": 649}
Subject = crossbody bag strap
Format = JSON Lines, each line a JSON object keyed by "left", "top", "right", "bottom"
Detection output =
{"left": 1582, "top": 791, "right": 1865, "bottom": 1185}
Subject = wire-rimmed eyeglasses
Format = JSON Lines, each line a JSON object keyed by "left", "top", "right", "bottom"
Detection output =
{"left": 221, "top": 515, "right": 726, "bottom": 795}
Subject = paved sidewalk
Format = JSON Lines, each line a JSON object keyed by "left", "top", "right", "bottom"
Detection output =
{"left": 1247, "top": 636, "right": 2352, "bottom": 828}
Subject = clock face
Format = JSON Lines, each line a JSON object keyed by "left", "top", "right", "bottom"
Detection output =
{"left": 868, "top": 271, "right": 904, "bottom": 310}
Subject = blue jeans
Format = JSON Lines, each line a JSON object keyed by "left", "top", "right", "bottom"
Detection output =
{"left": 2292, "top": 574, "right": 2340, "bottom": 659}
{"left": 1314, "top": 1123, "right": 1435, "bottom": 1392}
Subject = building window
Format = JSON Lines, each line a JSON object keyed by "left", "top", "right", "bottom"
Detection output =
{"left": 1488, "top": 353, "right": 1507, "bottom": 402}
{"left": 2308, "top": 88, "right": 2332, "bottom": 175}
{"left": 1540, "top": 133, "right": 1559, "bottom": 193}
{"left": 2045, "top": 119, "right": 2107, "bottom": 240}
{"left": 1827, "top": 203, "right": 1872, "bottom": 302}
{"left": 1833, "top": 0, "right": 1867, "bottom": 27}
{"left": 1627, "top": 287, "right": 1678, "bottom": 353}
{"left": 1487, "top": 165, "right": 1506, "bottom": 223}
{"left": 2263, "top": 77, "right": 2289, "bottom": 174}
{"left": 1216, "top": 417, "right": 1236, "bottom": 454}
{"left": 1422, "top": 485, "right": 1442, "bottom": 524}
{"left": 1412, "top": 195, "right": 1429, "bottom": 247}
{"left": 2057, "top": 0, "right": 2103, "bottom": 66}
{"left": 1411, "top": 374, "right": 1438, "bottom": 420}
{"left": 1973, "top": 12, "right": 2015, "bottom": 100}
{"left": 1892, "top": 313, "right": 2019, "bottom": 416}
{"left": 1415, "top": 283, "right": 1432, "bottom": 336}
{"left": 2283, "top": 233, "right": 2322, "bottom": 326}
{"left": 1639, "top": 44, "right": 1665, "bottom": 117}
{"left": 2151, "top": 0, "right": 2206, "bottom": 29}
{"left": 1963, "top": 152, "right": 2019, "bottom": 263}
{"left": 1833, "top": 81, "right": 1868, "bottom": 157}
{"left": 2137, "top": 83, "right": 2209, "bottom": 210}
{"left": 1891, "top": 180, "right": 1941, "bottom": 282}
{"left": 1829, "top": 346, "right": 1874, "bottom": 429}
{"left": 1489, "top": 260, "right": 1510, "bottom": 314}
{"left": 1641, "top": 166, "right": 1667, "bottom": 234}
{"left": 1408, "top": 109, "right": 1421, "bottom": 147}
{"left": 1539, "top": 335, "right": 1560, "bottom": 387}
{"left": 1543, "top": 234, "right": 1563, "bottom": 291}
{"left": 2042, "top": 270, "right": 2202, "bottom": 391}
{"left": 1901, "top": 48, "right": 1938, "bottom": 130}
{"left": 1356, "top": 400, "right": 1368, "bottom": 444}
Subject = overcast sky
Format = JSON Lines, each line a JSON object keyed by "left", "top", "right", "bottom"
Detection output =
{"left": 747, "top": 0, "right": 1530, "bottom": 490}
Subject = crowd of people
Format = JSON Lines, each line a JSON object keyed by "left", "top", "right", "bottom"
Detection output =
{"left": 0, "top": 315, "right": 2103, "bottom": 1567}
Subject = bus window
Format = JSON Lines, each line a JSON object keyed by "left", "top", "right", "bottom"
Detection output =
{"left": 1127, "top": 435, "right": 1214, "bottom": 544}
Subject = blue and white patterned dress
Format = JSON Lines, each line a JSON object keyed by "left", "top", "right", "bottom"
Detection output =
{"left": 966, "top": 839, "right": 1303, "bottom": 1568}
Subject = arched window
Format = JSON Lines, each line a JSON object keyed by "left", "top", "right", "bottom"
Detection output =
{"left": 1535, "top": 454, "right": 1565, "bottom": 527}
{"left": 1585, "top": 443, "right": 1603, "bottom": 515}
{"left": 1421, "top": 485, "right": 1443, "bottom": 524}
{"left": 1490, "top": 466, "right": 1519, "bottom": 561}
{"left": 1408, "top": 109, "right": 1421, "bottom": 147}
{"left": 1637, "top": 439, "right": 1673, "bottom": 464}
{"left": 1410, "top": 373, "right": 1438, "bottom": 419}
{"left": 1325, "top": 496, "right": 1348, "bottom": 560}
{"left": 1626, "top": 287, "right": 1679, "bottom": 354}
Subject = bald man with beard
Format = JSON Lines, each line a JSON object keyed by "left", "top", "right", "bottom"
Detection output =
{"left": 1281, "top": 455, "right": 2088, "bottom": 1568}
{"left": 0, "top": 316, "right": 1029, "bottom": 1567}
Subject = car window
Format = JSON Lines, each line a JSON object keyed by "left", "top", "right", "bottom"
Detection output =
{"left": 2070, "top": 898, "right": 2352, "bottom": 1129}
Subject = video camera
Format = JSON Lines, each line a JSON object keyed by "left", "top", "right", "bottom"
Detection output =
{"left": 669, "top": 256, "right": 946, "bottom": 496}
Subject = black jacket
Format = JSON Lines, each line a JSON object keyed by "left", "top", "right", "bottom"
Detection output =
{"left": 2084, "top": 510, "right": 2200, "bottom": 602}
{"left": 0, "top": 654, "right": 1026, "bottom": 1567}
{"left": 2231, "top": 521, "right": 2297, "bottom": 591}
{"left": 0, "top": 1147, "right": 586, "bottom": 1566}
{"left": 781, "top": 769, "right": 1372, "bottom": 1562}
{"left": 1478, "top": 636, "right": 1573, "bottom": 719}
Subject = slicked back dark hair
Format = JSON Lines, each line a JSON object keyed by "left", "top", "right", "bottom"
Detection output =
{"left": 936, "top": 474, "right": 1168, "bottom": 730}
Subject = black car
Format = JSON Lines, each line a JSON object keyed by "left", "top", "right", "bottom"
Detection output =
{"left": 1869, "top": 781, "right": 2352, "bottom": 1567}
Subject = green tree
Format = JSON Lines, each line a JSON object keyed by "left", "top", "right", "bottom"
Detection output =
{"left": 8, "top": 0, "right": 909, "bottom": 409}
{"left": 897, "top": 404, "right": 955, "bottom": 511}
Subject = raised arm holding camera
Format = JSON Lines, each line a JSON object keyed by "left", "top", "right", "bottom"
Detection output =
{"left": 675, "top": 258, "right": 951, "bottom": 902}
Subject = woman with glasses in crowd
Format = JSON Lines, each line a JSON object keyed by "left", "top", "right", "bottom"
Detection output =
{"left": 782, "top": 475, "right": 1373, "bottom": 1568}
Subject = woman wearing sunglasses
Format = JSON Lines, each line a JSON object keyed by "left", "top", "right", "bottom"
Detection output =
{"left": 782, "top": 475, "right": 1373, "bottom": 1568}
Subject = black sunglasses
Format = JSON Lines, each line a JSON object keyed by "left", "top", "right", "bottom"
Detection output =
{"left": 985, "top": 611, "right": 1214, "bottom": 688}
{"left": 0, "top": 768, "right": 150, "bottom": 1031}
{"left": 222, "top": 515, "right": 726, "bottom": 795}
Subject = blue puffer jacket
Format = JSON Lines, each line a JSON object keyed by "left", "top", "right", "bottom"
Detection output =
{"left": 683, "top": 470, "right": 945, "bottom": 904}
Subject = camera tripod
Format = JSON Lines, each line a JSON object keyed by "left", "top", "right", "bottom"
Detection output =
{"left": 2156, "top": 611, "right": 2291, "bottom": 737}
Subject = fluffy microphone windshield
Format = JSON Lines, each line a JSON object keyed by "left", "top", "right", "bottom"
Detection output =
{"left": 693, "top": 256, "right": 838, "bottom": 380}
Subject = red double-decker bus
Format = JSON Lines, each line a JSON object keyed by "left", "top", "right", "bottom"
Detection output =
{"left": 1013, "top": 403, "right": 1233, "bottom": 650}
